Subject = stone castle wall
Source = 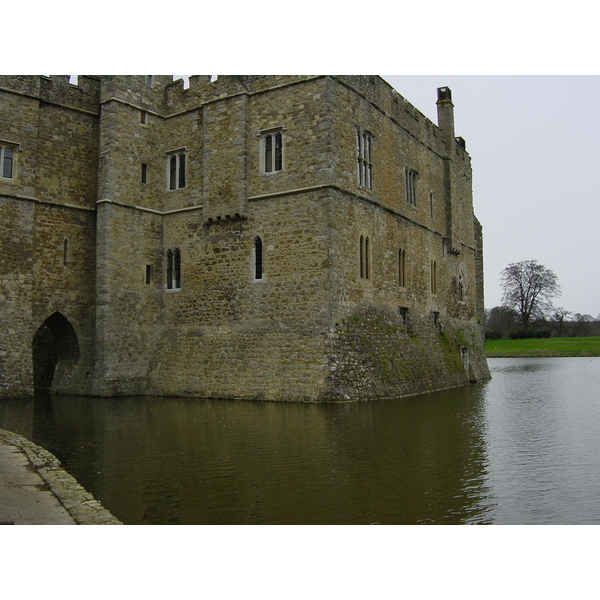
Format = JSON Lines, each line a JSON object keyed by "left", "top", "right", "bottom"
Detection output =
{"left": 0, "top": 75, "right": 489, "bottom": 401}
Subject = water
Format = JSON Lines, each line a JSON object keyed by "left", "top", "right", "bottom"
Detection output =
{"left": 1, "top": 357, "right": 599, "bottom": 524}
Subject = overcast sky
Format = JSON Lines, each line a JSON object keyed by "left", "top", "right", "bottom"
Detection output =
{"left": 383, "top": 75, "right": 600, "bottom": 317}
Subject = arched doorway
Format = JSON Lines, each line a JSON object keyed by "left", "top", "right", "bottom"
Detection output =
{"left": 32, "top": 312, "right": 80, "bottom": 392}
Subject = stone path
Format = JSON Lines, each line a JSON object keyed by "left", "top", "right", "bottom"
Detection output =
{"left": 0, "top": 429, "right": 122, "bottom": 525}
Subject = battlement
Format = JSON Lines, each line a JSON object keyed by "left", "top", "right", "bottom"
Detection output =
{"left": 0, "top": 75, "right": 101, "bottom": 113}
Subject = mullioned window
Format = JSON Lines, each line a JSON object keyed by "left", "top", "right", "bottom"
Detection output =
{"left": 1, "top": 144, "right": 16, "bottom": 179}
{"left": 356, "top": 130, "right": 373, "bottom": 189}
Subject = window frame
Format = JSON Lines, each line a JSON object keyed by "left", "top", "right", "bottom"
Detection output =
{"left": 260, "top": 128, "right": 284, "bottom": 174}
{"left": 359, "top": 235, "right": 371, "bottom": 280}
{"left": 252, "top": 236, "right": 265, "bottom": 282}
{"left": 430, "top": 260, "right": 437, "bottom": 294}
{"left": 165, "top": 149, "right": 187, "bottom": 191}
{"left": 1, "top": 142, "right": 18, "bottom": 180}
{"left": 356, "top": 129, "right": 374, "bottom": 189}
{"left": 405, "top": 167, "right": 418, "bottom": 206}
{"left": 166, "top": 248, "right": 181, "bottom": 290}
{"left": 398, "top": 248, "right": 406, "bottom": 287}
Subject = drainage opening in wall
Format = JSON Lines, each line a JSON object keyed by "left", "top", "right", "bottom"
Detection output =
{"left": 32, "top": 312, "right": 80, "bottom": 392}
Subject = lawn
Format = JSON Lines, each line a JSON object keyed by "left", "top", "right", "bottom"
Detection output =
{"left": 485, "top": 336, "right": 600, "bottom": 357}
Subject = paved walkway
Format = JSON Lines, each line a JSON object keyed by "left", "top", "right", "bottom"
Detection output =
{"left": 0, "top": 429, "right": 121, "bottom": 525}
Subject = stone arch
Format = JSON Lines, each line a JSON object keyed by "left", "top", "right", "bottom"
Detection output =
{"left": 32, "top": 312, "right": 80, "bottom": 392}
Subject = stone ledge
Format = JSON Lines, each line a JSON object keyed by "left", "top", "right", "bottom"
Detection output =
{"left": 0, "top": 428, "right": 122, "bottom": 525}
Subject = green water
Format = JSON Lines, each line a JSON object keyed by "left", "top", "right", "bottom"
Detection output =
{"left": 1, "top": 358, "right": 599, "bottom": 524}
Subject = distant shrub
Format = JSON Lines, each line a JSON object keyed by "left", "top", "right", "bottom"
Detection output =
{"left": 509, "top": 330, "right": 551, "bottom": 339}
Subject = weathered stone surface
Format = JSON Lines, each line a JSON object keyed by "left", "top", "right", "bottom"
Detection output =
{"left": 0, "top": 75, "right": 489, "bottom": 401}
{"left": 0, "top": 428, "right": 122, "bottom": 524}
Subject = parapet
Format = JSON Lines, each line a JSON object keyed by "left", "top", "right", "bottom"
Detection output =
{"left": 0, "top": 75, "right": 101, "bottom": 114}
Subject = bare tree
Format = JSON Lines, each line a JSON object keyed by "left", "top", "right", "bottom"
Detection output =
{"left": 501, "top": 260, "right": 560, "bottom": 331}
{"left": 552, "top": 307, "right": 571, "bottom": 337}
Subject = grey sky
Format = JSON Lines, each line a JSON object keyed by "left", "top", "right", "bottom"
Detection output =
{"left": 383, "top": 75, "right": 600, "bottom": 317}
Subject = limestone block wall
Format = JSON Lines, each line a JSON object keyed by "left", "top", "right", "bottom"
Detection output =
{"left": 93, "top": 202, "right": 164, "bottom": 395}
{"left": 1, "top": 76, "right": 100, "bottom": 398}
{"left": 147, "top": 190, "right": 333, "bottom": 401}
{"left": 0, "top": 200, "right": 34, "bottom": 396}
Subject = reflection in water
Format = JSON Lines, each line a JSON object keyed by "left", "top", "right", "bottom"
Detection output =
{"left": 1, "top": 358, "right": 599, "bottom": 524}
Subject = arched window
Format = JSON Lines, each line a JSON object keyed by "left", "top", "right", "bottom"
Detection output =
{"left": 166, "top": 248, "right": 181, "bottom": 289}
{"left": 254, "top": 236, "right": 263, "bottom": 280}
{"left": 359, "top": 235, "right": 364, "bottom": 278}
{"left": 261, "top": 130, "right": 283, "bottom": 173}
{"left": 398, "top": 248, "right": 406, "bottom": 287}
{"left": 166, "top": 150, "right": 186, "bottom": 190}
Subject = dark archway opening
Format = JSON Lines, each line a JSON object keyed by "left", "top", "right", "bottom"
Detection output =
{"left": 32, "top": 312, "right": 80, "bottom": 392}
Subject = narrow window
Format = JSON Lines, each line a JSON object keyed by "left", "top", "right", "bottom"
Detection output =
{"left": 166, "top": 250, "right": 173, "bottom": 289}
{"left": 141, "top": 163, "right": 148, "bottom": 183}
{"left": 254, "top": 236, "right": 263, "bottom": 280}
{"left": 63, "top": 239, "right": 68, "bottom": 265}
{"left": 399, "top": 307, "right": 409, "bottom": 324}
{"left": 261, "top": 130, "right": 283, "bottom": 174}
{"left": 274, "top": 132, "right": 283, "bottom": 171}
{"left": 166, "top": 151, "right": 186, "bottom": 190}
{"left": 140, "top": 110, "right": 147, "bottom": 124}
{"left": 429, "top": 191, "right": 434, "bottom": 218}
{"left": 145, "top": 264, "right": 153, "bottom": 285}
{"left": 359, "top": 235, "right": 370, "bottom": 280}
{"left": 458, "top": 273, "right": 465, "bottom": 302}
{"left": 174, "top": 249, "right": 181, "bottom": 289}
{"left": 178, "top": 154, "right": 186, "bottom": 189}
{"left": 146, "top": 75, "right": 153, "bottom": 87}
{"left": 1, "top": 146, "right": 14, "bottom": 179}
{"left": 359, "top": 236, "right": 364, "bottom": 278}
{"left": 169, "top": 156, "right": 177, "bottom": 190}
{"left": 166, "top": 249, "right": 181, "bottom": 289}
{"left": 430, "top": 260, "right": 437, "bottom": 294}
{"left": 398, "top": 248, "right": 406, "bottom": 287}
{"left": 406, "top": 168, "right": 417, "bottom": 206}
{"left": 357, "top": 130, "right": 373, "bottom": 189}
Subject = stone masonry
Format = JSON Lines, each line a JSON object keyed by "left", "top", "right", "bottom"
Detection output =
{"left": 0, "top": 75, "right": 490, "bottom": 401}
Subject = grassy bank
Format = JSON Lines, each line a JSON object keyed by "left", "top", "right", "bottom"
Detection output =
{"left": 486, "top": 336, "right": 600, "bottom": 358}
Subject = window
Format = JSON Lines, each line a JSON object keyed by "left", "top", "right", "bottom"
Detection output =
{"left": 166, "top": 150, "right": 186, "bottom": 190}
{"left": 146, "top": 75, "right": 153, "bottom": 87}
{"left": 398, "top": 248, "right": 406, "bottom": 287}
{"left": 430, "top": 260, "right": 437, "bottom": 294}
{"left": 166, "top": 248, "right": 181, "bottom": 289}
{"left": 140, "top": 110, "right": 147, "bottom": 125}
{"left": 406, "top": 168, "right": 417, "bottom": 206}
{"left": 141, "top": 163, "right": 148, "bottom": 183}
{"left": 63, "top": 239, "right": 68, "bottom": 265}
{"left": 1, "top": 144, "right": 15, "bottom": 179}
{"left": 253, "top": 236, "right": 263, "bottom": 280}
{"left": 357, "top": 130, "right": 373, "bottom": 189}
{"left": 458, "top": 272, "right": 465, "bottom": 302}
{"left": 359, "top": 235, "right": 371, "bottom": 280}
{"left": 429, "top": 191, "right": 435, "bottom": 218}
{"left": 145, "top": 264, "right": 153, "bottom": 285}
{"left": 261, "top": 130, "right": 283, "bottom": 173}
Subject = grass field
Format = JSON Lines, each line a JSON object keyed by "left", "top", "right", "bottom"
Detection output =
{"left": 485, "top": 336, "right": 600, "bottom": 357}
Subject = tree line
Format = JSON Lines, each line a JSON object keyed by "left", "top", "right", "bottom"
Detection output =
{"left": 485, "top": 260, "right": 600, "bottom": 339}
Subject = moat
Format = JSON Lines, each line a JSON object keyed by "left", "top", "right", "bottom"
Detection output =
{"left": 1, "top": 357, "right": 599, "bottom": 524}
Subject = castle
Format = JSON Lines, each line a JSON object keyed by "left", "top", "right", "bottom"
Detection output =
{"left": 0, "top": 75, "right": 490, "bottom": 401}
